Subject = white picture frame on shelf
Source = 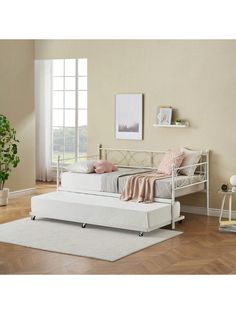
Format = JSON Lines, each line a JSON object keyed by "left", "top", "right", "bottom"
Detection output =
{"left": 157, "top": 107, "right": 172, "bottom": 125}
{"left": 115, "top": 93, "right": 143, "bottom": 140}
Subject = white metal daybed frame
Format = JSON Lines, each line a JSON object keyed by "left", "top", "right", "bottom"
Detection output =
{"left": 56, "top": 144, "right": 210, "bottom": 230}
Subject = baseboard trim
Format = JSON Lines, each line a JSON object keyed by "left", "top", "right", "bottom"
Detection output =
{"left": 9, "top": 188, "right": 36, "bottom": 199}
{"left": 181, "top": 205, "right": 207, "bottom": 216}
{"left": 181, "top": 205, "right": 236, "bottom": 219}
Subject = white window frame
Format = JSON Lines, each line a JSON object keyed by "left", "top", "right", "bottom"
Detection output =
{"left": 50, "top": 58, "right": 88, "bottom": 165}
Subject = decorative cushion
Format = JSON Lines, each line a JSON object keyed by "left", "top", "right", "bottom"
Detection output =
{"left": 157, "top": 150, "right": 185, "bottom": 175}
{"left": 66, "top": 160, "right": 95, "bottom": 173}
{"left": 180, "top": 147, "right": 202, "bottom": 176}
{"left": 93, "top": 160, "right": 118, "bottom": 174}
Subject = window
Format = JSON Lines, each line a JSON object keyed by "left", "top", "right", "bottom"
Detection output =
{"left": 51, "top": 59, "right": 88, "bottom": 164}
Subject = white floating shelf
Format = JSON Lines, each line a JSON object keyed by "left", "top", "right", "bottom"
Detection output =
{"left": 153, "top": 124, "right": 189, "bottom": 128}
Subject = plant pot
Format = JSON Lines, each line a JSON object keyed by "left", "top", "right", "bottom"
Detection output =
{"left": 0, "top": 188, "right": 9, "bottom": 206}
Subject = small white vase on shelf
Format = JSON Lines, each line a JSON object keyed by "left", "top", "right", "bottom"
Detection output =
{"left": 230, "top": 175, "right": 236, "bottom": 192}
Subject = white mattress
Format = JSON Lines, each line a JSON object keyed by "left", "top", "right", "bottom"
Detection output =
{"left": 61, "top": 169, "right": 205, "bottom": 199}
{"left": 61, "top": 172, "right": 107, "bottom": 192}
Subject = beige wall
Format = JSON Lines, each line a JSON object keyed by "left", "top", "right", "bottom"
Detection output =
{"left": 35, "top": 40, "right": 236, "bottom": 209}
{"left": 0, "top": 40, "right": 35, "bottom": 191}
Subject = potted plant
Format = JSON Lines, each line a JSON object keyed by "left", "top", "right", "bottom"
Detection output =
{"left": 0, "top": 115, "right": 20, "bottom": 206}
{"left": 175, "top": 119, "right": 185, "bottom": 125}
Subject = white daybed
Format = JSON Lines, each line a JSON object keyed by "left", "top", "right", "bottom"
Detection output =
{"left": 30, "top": 145, "right": 210, "bottom": 236}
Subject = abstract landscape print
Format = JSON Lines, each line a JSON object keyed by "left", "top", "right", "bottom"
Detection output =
{"left": 115, "top": 94, "right": 143, "bottom": 140}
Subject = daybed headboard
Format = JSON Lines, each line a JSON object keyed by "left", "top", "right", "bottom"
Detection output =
{"left": 98, "top": 144, "right": 210, "bottom": 170}
{"left": 98, "top": 144, "right": 165, "bottom": 168}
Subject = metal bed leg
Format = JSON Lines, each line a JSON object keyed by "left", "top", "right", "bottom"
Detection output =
{"left": 171, "top": 164, "right": 176, "bottom": 230}
{"left": 206, "top": 149, "right": 210, "bottom": 216}
{"left": 207, "top": 191, "right": 210, "bottom": 216}
{"left": 82, "top": 223, "right": 87, "bottom": 228}
{"left": 171, "top": 217, "right": 175, "bottom": 230}
{"left": 31, "top": 215, "right": 36, "bottom": 220}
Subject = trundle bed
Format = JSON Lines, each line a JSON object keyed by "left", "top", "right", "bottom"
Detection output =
{"left": 31, "top": 145, "right": 210, "bottom": 236}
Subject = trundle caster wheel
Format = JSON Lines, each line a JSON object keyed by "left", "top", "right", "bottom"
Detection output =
{"left": 82, "top": 223, "right": 87, "bottom": 228}
{"left": 31, "top": 216, "right": 36, "bottom": 221}
{"left": 138, "top": 232, "right": 144, "bottom": 237}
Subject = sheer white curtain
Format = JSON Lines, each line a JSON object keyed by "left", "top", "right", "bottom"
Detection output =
{"left": 35, "top": 60, "right": 54, "bottom": 181}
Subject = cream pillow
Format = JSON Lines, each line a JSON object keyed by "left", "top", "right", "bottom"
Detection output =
{"left": 180, "top": 148, "right": 201, "bottom": 176}
{"left": 66, "top": 160, "right": 95, "bottom": 173}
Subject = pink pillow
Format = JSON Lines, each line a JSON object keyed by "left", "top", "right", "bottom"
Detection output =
{"left": 157, "top": 150, "right": 184, "bottom": 175}
{"left": 93, "top": 160, "right": 118, "bottom": 174}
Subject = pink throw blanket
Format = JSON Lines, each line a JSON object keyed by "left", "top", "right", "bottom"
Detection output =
{"left": 120, "top": 171, "right": 170, "bottom": 203}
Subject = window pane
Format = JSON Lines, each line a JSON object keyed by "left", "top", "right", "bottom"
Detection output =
{"left": 78, "top": 77, "right": 87, "bottom": 90}
{"left": 53, "top": 60, "right": 64, "bottom": 76}
{"left": 64, "top": 127, "right": 76, "bottom": 163}
{"left": 65, "top": 59, "right": 76, "bottom": 76}
{"left": 78, "top": 125, "right": 87, "bottom": 154}
{"left": 53, "top": 77, "right": 64, "bottom": 90}
{"left": 78, "top": 109, "right": 87, "bottom": 126}
{"left": 52, "top": 127, "right": 64, "bottom": 163}
{"left": 78, "top": 91, "right": 87, "bottom": 108}
{"left": 53, "top": 109, "right": 64, "bottom": 126}
{"left": 65, "top": 109, "right": 75, "bottom": 127}
{"left": 65, "top": 77, "right": 75, "bottom": 90}
{"left": 53, "top": 91, "right": 64, "bottom": 108}
{"left": 65, "top": 91, "right": 75, "bottom": 108}
{"left": 78, "top": 59, "right": 87, "bottom": 76}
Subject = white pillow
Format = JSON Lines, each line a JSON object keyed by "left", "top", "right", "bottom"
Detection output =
{"left": 66, "top": 160, "right": 95, "bottom": 173}
{"left": 180, "top": 148, "right": 201, "bottom": 176}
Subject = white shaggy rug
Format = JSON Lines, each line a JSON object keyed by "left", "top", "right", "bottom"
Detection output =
{"left": 0, "top": 218, "right": 182, "bottom": 261}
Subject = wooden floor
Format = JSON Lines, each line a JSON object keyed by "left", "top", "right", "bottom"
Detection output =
{"left": 1, "top": 183, "right": 236, "bottom": 274}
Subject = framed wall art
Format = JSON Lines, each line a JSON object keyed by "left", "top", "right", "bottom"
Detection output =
{"left": 115, "top": 93, "right": 143, "bottom": 140}
{"left": 157, "top": 107, "right": 172, "bottom": 125}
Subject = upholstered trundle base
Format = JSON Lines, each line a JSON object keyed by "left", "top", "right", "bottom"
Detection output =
{"left": 31, "top": 191, "right": 180, "bottom": 233}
